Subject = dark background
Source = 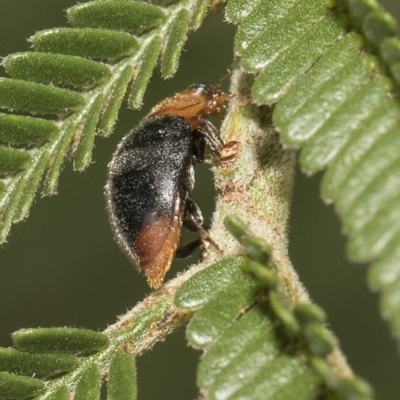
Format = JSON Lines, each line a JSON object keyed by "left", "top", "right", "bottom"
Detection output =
{"left": 0, "top": 1, "right": 399, "bottom": 399}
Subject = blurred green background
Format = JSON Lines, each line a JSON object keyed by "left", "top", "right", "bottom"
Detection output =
{"left": 0, "top": 1, "right": 399, "bottom": 399}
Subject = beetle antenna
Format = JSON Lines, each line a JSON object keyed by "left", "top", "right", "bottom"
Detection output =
{"left": 213, "top": 69, "right": 231, "bottom": 90}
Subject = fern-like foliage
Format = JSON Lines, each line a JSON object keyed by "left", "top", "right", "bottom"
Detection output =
{"left": 2, "top": 0, "right": 400, "bottom": 398}
{"left": 226, "top": 0, "right": 400, "bottom": 351}
{"left": 0, "top": 0, "right": 208, "bottom": 243}
{"left": 0, "top": 224, "right": 372, "bottom": 400}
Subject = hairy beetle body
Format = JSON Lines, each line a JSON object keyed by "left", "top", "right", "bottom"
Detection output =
{"left": 106, "top": 79, "right": 229, "bottom": 288}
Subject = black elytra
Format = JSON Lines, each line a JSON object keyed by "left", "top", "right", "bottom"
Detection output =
{"left": 106, "top": 80, "right": 229, "bottom": 289}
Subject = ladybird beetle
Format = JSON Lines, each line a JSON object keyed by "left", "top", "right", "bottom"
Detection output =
{"left": 106, "top": 77, "right": 230, "bottom": 289}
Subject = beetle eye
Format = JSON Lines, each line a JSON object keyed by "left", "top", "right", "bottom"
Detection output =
{"left": 192, "top": 83, "right": 212, "bottom": 95}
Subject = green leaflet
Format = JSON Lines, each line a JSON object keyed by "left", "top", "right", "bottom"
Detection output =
{"left": 68, "top": 1, "right": 165, "bottom": 34}
{"left": 299, "top": 75, "right": 393, "bottom": 171}
{"left": 224, "top": 216, "right": 271, "bottom": 265}
{"left": 188, "top": 0, "right": 208, "bottom": 30}
{"left": 389, "top": 62, "right": 400, "bottom": 84}
{"left": 294, "top": 303, "right": 326, "bottom": 326}
{"left": 0, "top": 78, "right": 83, "bottom": 115}
{"left": 302, "top": 324, "right": 337, "bottom": 358}
{"left": 380, "top": 278, "right": 400, "bottom": 339}
{"left": 380, "top": 37, "right": 400, "bottom": 64}
{"left": 186, "top": 276, "right": 260, "bottom": 348}
{"left": 226, "top": 0, "right": 261, "bottom": 23}
{"left": 0, "top": 113, "right": 57, "bottom": 145}
{"left": 4, "top": 52, "right": 111, "bottom": 88}
{"left": 320, "top": 103, "right": 400, "bottom": 201}
{"left": 207, "top": 355, "right": 317, "bottom": 400}
{"left": 0, "top": 181, "right": 6, "bottom": 196}
{"left": 311, "top": 358, "right": 373, "bottom": 399}
{"left": 197, "top": 305, "right": 280, "bottom": 390}
{"left": 160, "top": 8, "right": 190, "bottom": 77}
{"left": 269, "top": 291, "right": 300, "bottom": 335}
{"left": 13, "top": 327, "right": 109, "bottom": 354}
{"left": 97, "top": 65, "right": 134, "bottom": 137}
{"left": 47, "top": 386, "right": 70, "bottom": 400}
{"left": 176, "top": 256, "right": 262, "bottom": 348}
{"left": 0, "top": 348, "right": 78, "bottom": 376}
{"left": 368, "top": 241, "right": 400, "bottom": 290}
{"left": 251, "top": 15, "right": 343, "bottom": 104}
{"left": 73, "top": 93, "right": 105, "bottom": 170}
{"left": 74, "top": 364, "right": 101, "bottom": 400}
{"left": 273, "top": 33, "right": 365, "bottom": 131}
{"left": 0, "top": 147, "right": 31, "bottom": 174}
{"left": 32, "top": 28, "right": 138, "bottom": 59}
{"left": 174, "top": 257, "right": 250, "bottom": 310}
{"left": 42, "top": 122, "right": 78, "bottom": 196}
{"left": 363, "top": 10, "right": 398, "bottom": 45}
{"left": 347, "top": 190, "right": 400, "bottom": 261}
{"left": 338, "top": 143, "right": 400, "bottom": 234}
{"left": 277, "top": 51, "right": 379, "bottom": 145}
{"left": 13, "top": 151, "right": 50, "bottom": 222}
{"left": 239, "top": 1, "right": 328, "bottom": 72}
{"left": 207, "top": 336, "right": 314, "bottom": 399}
{"left": 108, "top": 349, "right": 137, "bottom": 400}
{"left": 0, "top": 175, "right": 27, "bottom": 243}
{"left": 348, "top": 0, "right": 380, "bottom": 21}
{"left": 0, "top": 371, "right": 44, "bottom": 399}
{"left": 128, "top": 37, "right": 162, "bottom": 109}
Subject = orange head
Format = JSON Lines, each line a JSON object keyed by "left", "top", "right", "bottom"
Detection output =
{"left": 147, "top": 73, "right": 230, "bottom": 130}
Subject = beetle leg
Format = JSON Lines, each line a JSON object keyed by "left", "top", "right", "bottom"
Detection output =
{"left": 185, "top": 197, "right": 204, "bottom": 227}
{"left": 185, "top": 197, "right": 222, "bottom": 252}
{"left": 175, "top": 238, "right": 202, "bottom": 258}
{"left": 196, "top": 117, "right": 224, "bottom": 161}
{"left": 192, "top": 130, "right": 206, "bottom": 164}
{"left": 195, "top": 128, "right": 220, "bottom": 162}
{"left": 200, "top": 117, "right": 224, "bottom": 149}
{"left": 173, "top": 204, "right": 205, "bottom": 259}
{"left": 183, "top": 219, "right": 202, "bottom": 232}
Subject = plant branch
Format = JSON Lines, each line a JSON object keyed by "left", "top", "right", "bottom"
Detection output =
{"left": 39, "top": 64, "right": 355, "bottom": 399}
{"left": 206, "top": 65, "right": 354, "bottom": 380}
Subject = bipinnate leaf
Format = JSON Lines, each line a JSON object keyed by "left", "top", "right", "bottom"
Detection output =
{"left": 0, "top": 275, "right": 197, "bottom": 399}
{"left": 0, "top": 0, "right": 210, "bottom": 244}
{"left": 175, "top": 256, "right": 322, "bottom": 399}
{"left": 226, "top": 0, "right": 400, "bottom": 351}
{"left": 0, "top": 241, "right": 371, "bottom": 400}
{"left": 194, "top": 218, "right": 373, "bottom": 399}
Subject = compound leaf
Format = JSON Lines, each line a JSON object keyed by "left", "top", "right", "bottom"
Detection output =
{"left": 227, "top": 0, "right": 400, "bottom": 353}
